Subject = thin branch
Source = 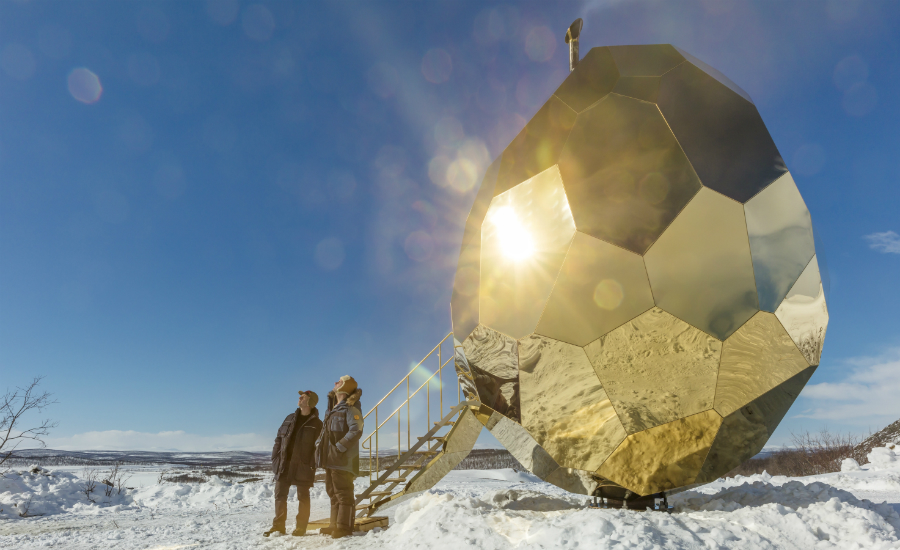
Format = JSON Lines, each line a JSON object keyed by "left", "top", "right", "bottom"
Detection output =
{"left": 0, "top": 377, "right": 58, "bottom": 470}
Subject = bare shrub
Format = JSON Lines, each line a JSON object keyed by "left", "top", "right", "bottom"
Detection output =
{"left": 0, "top": 377, "right": 57, "bottom": 473}
{"left": 157, "top": 468, "right": 175, "bottom": 484}
{"left": 101, "top": 462, "right": 131, "bottom": 496}
{"left": 82, "top": 468, "right": 98, "bottom": 503}
{"left": 726, "top": 428, "right": 863, "bottom": 478}
{"left": 17, "top": 495, "right": 38, "bottom": 517}
{"left": 162, "top": 472, "right": 206, "bottom": 484}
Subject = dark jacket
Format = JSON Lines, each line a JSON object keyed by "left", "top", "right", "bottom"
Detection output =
{"left": 272, "top": 407, "right": 323, "bottom": 485}
{"left": 315, "top": 389, "right": 363, "bottom": 474}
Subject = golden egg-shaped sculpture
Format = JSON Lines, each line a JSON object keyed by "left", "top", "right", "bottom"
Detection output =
{"left": 451, "top": 45, "right": 828, "bottom": 498}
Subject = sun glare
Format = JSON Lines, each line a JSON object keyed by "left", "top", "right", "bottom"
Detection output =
{"left": 491, "top": 207, "right": 534, "bottom": 261}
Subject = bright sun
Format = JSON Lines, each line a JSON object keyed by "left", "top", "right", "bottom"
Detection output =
{"left": 490, "top": 207, "right": 535, "bottom": 261}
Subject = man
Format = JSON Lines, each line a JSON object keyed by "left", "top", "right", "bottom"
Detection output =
{"left": 315, "top": 375, "right": 363, "bottom": 539}
{"left": 264, "top": 390, "right": 323, "bottom": 537}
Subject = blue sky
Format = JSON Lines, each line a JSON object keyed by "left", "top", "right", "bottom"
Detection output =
{"left": 1, "top": 0, "right": 899, "bottom": 452}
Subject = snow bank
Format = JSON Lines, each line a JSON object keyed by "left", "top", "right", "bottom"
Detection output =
{"left": 361, "top": 479, "right": 900, "bottom": 550}
{"left": 130, "top": 475, "right": 273, "bottom": 509}
{"left": 0, "top": 467, "right": 131, "bottom": 519}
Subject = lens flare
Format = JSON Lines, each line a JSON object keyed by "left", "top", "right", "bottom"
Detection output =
{"left": 593, "top": 279, "right": 625, "bottom": 310}
{"left": 67, "top": 68, "right": 102, "bottom": 104}
{"left": 489, "top": 207, "right": 534, "bottom": 261}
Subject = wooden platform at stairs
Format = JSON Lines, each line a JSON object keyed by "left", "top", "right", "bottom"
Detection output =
{"left": 308, "top": 516, "right": 388, "bottom": 533}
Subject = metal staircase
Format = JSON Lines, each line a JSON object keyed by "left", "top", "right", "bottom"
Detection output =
{"left": 354, "top": 332, "right": 480, "bottom": 518}
{"left": 309, "top": 332, "right": 482, "bottom": 532}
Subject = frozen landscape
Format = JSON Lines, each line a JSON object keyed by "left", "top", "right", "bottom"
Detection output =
{"left": 2, "top": 443, "right": 900, "bottom": 549}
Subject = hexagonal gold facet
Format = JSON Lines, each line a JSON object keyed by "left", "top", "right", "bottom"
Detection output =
{"left": 715, "top": 311, "right": 810, "bottom": 418}
{"left": 744, "top": 172, "right": 815, "bottom": 312}
{"left": 597, "top": 410, "right": 721, "bottom": 495}
{"left": 559, "top": 93, "right": 702, "bottom": 254}
{"left": 462, "top": 325, "right": 519, "bottom": 421}
{"left": 585, "top": 307, "right": 721, "bottom": 434}
{"left": 519, "top": 334, "right": 626, "bottom": 470}
{"left": 644, "top": 187, "right": 759, "bottom": 340}
{"left": 658, "top": 60, "right": 786, "bottom": 202}
{"left": 696, "top": 366, "right": 816, "bottom": 483}
{"left": 535, "top": 231, "right": 654, "bottom": 347}
{"left": 480, "top": 165, "right": 576, "bottom": 340}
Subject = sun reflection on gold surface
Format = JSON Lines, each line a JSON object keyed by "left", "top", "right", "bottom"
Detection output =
{"left": 487, "top": 206, "right": 534, "bottom": 261}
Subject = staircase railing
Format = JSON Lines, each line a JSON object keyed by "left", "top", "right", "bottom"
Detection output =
{"left": 357, "top": 331, "right": 462, "bottom": 513}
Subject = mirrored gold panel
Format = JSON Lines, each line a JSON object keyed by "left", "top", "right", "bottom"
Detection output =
{"left": 405, "top": 407, "right": 483, "bottom": 493}
{"left": 754, "top": 365, "right": 816, "bottom": 436}
{"left": 462, "top": 325, "right": 520, "bottom": 421}
{"left": 453, "top": 341, "right": 479, "bottom": 402}
{"left": 696, "top": 366, "right": 816, "bottom": 483}
{"left": 553, "top": 47, "right": 618, "bottom": 113}
{"left": 673, "top": 46, "right": 753, "bottom": 104}
{"left": 608, "top": 45, "right": 685, "bottom": 77}
{"left": 744, "top": 172, "right": 816, "bottom": 312}
{"left": 544, "top": 468, "right": 599, "bottom": 496}
{"left": 494, "top": 97, "right": 576, "bottom": 198}
{"left": 644, "top": 187, "right": 759, "bottom": 340}
{"left": 558, "top": 93, "right": 702, "bottom": 254}
{"left": 584, "top": 307, "right": 721, "bottom": 434}
{"left": 657, "top": 61, "right": 786, "bottom": 203}
{"left": 693, "top": 408, "right": 765, "bottom": 485}
{"left": 535, "top": 232, "right": 655, "bottom": 347}
{"left": 597, "top": 410, "right": 721, "bottom": 496}
{"left": 451, "top": 241, "right": 481, "bottom": 342}
{"left": 486, "top": 410, "right": 559, "bottom": 480}
{"left": 480, "top": 165, "right": 576, "bottom": 340}
{"left": 715, "top": 312, "right": 810, "bottom": 418}
{"left": 775, "top": 255, "right": 829, "bottom": 366}
{"left": 461, "top": 157, "right": 502, "bottom": 251}
{"left": 612, "top": 79, "right": 661, "bottom": 103}
{"left": 518, "top": 334, "right": 627, "bottom": 471}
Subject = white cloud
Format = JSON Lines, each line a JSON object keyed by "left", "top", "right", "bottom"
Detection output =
{"left": 864, "top": 231, "right": 900, "bottom": 254}
{"left": 42, "top": 430, "right": 270, "bottom": 452}
{"left": 797, "top": 349, "right": 900, "bottom": 420}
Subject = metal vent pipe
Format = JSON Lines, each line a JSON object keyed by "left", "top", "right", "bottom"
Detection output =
{"left": 565, "top": 18, "right": 583, "bottom": 72}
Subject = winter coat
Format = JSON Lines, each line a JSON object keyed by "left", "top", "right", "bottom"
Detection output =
{"left": 271, "top": 407, "right": 323, "bottom": 485}
{"left": 315, "top": 388, "right": 363, "bottom": 475}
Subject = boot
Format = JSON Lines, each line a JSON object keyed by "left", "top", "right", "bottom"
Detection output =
{"left": 291, "top": 527, "right": 306, "bottom": 536}
{"left": 319, "top": 503, "right": 338, "bottom": 535}
{"left": 263, "top": 527, "right": 285, "bottom": 537}
{"left": 331, "top": 527, "right": 352, "bottom": 539}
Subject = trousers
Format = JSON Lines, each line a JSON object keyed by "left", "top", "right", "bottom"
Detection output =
{"left": 325, "top": 469, "right": 356, "bottom": 531}
{"left": 272, "top": 479, "right": 311, "bottom": 531}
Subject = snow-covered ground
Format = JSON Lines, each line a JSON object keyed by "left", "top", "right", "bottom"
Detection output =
{"left": 3, "top": 444, "right": 900, "bottom": 549}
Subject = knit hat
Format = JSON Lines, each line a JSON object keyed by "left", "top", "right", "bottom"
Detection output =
{"left": 298, "top": 390, "right": 319, "bottom": 408}
{"left": 335, "top": 375, "right": 357, "bottom": 395}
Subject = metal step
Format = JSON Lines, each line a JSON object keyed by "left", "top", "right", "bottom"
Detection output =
{"left": 381, "top": 477, "right": 406, "bottom": 483}
{"left": 356, "top": 499, "right": 388, "bottom": 510}
{"left": 367, "top": 491, "right": 392, "bottom": 497}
